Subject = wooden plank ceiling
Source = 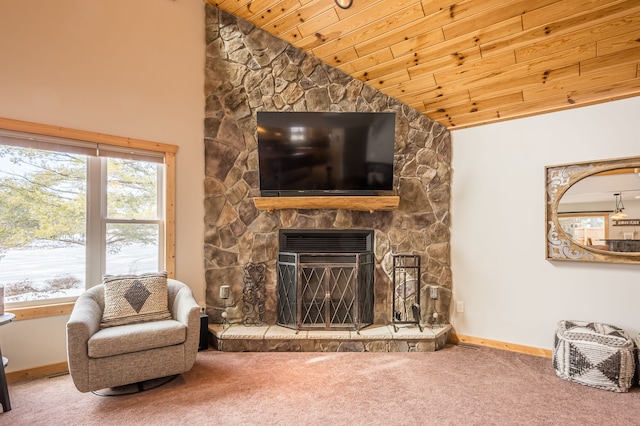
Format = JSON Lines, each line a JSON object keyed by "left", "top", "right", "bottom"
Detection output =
{"left": 206, "top": 0, "right": 640, "bottom": 129}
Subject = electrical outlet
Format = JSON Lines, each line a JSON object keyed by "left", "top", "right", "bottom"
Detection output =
{"left": 456, "top": 301, "right": 464, "bottom": 313}
{"left": 430, "top": 287, "right": 439, "bottom": 299}
{"left": 219, "top": 285, "right": 230, "bottom": 299}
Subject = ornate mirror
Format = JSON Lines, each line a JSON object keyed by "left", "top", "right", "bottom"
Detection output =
{"left": 546, "top": 156, "right": 640, "bottom": 264}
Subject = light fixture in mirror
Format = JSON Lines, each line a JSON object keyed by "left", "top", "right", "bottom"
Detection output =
{"left": 546, "top": 156, "right": 640, "bottom": 264}
{"left": 611, "top": 192, "right": 627, "bottom": 220}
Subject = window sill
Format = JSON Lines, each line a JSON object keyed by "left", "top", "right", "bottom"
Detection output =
{"left": 7, "top": 302, "right": 75, "bottom": 321}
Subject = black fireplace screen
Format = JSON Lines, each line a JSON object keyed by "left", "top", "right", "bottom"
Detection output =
{"left": 277, "top": 230, "right": 374, "bottom": 331}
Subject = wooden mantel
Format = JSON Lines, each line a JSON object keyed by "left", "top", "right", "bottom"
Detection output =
{"left": 253, "top": 196, "right": 400, "bottom": 213}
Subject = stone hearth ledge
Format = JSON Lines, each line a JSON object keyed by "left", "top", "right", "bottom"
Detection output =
{"left": 208, "top": 324, "right": 451, "bottom": 352}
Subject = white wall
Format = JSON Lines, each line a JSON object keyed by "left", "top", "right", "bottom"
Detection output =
{"left": 451, "top": 96, "right": 640, "bottom": 350}
{"left": 0, "top": 0, "right": 205, "bottom": 372}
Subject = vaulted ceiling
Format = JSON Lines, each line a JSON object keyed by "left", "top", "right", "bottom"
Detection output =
{"left": 206, "top": 0, "right": 640, "bottom": 129}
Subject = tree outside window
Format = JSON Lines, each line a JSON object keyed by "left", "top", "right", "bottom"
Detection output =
{"left": 0, "top": 145, "right": 163, "bottom": 304}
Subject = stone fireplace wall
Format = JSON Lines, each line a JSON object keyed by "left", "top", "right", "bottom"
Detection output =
{"left": 203, "top": 6, "right": 452, "bottom": 327}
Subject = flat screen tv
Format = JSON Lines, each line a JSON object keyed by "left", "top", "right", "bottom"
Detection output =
{"left": 257, "top": 111, "right": 395, "bottom": 197}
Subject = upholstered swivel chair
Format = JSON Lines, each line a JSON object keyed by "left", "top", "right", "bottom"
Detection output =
{"left": 66, "top": 278, "right": 200, "bottom": 393}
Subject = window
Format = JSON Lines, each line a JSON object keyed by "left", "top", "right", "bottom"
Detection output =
{"left": 558, "top": 213, "right": 609, "bottom": 246}
{"left": 0, "top": 121, "right": 176, "bottom": 308}
{"left": 101, "top": 157, "right": 163, "bottom": 277}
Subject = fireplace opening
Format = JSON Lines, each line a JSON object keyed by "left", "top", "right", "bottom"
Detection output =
{"left": 277, "top": 229, "right": 374, "bottom": 331}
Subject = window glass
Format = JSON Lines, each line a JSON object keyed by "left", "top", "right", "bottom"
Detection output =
{"left": 107, "top": 158, "right": 158, "bottom": 220}
{"left": 558, "top": 214, "right": 607, "bottom": 246}
{"left": 0, "top": 144, "right": 164, "bottom": 304}
{"left": 105, "top": 223, "right": 159, "bottom": 276}
{"left": 0, "top": 145, "right": 87, "bottom": 302}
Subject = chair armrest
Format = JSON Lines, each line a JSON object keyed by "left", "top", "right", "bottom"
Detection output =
{"left": 66, "top": 290, "right": 103, "bottom": 392}
{"left": 172, "top": 286, "right": 200, "bottom": 326}
{"left": 67, "top": 291, "right": 102, "bottom": 347}
{"left": 170, "top": 282, "right": 201, "bottom": 368}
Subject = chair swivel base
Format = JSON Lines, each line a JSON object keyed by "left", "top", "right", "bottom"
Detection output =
{"left": 91, "top": 374, "right": 179, "bottom": 397}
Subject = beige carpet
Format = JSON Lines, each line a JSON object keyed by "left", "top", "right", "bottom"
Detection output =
{"left": 4, "top": 344, "right": 639, "bottom": 425}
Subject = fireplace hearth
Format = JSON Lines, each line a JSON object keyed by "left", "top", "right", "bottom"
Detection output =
{"left": 277, "top": 229, "right": 374, "bottom": 332}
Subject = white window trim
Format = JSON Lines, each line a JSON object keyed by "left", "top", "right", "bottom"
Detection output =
{"left": 92, "top": 156, "right": 166, "bottom": 288}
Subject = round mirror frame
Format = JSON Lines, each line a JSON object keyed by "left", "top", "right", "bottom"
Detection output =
{"left": 546, "top": 156, "right": 640, "bottom": 264}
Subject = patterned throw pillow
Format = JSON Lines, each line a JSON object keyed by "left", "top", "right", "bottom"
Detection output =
{"left": 100, "top": 271, "right": 171, "bottom": 328}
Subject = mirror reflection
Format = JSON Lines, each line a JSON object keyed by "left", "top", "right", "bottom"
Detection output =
{"left": 546, "top": 157, "right": 640, "bottom": 264}
{"left": 558, "top": 168, "right": 640, "bottom": 253}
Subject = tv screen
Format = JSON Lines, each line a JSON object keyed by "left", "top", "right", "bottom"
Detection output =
{"left": 257, "top": 111, "right": 395, "bottom": 197}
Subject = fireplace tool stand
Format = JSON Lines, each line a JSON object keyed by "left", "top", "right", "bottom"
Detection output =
{"left": 392, "top": 254, "right": 423, "bottom": 332}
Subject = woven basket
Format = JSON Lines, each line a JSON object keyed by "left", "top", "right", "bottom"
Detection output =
{"left": 552, "top": 320, "right": 636, "bottom": 392}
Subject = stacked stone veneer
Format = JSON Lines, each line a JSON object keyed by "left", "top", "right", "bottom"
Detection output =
{"left": 204, "top": 6, "right": 452, "bottom": 329}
